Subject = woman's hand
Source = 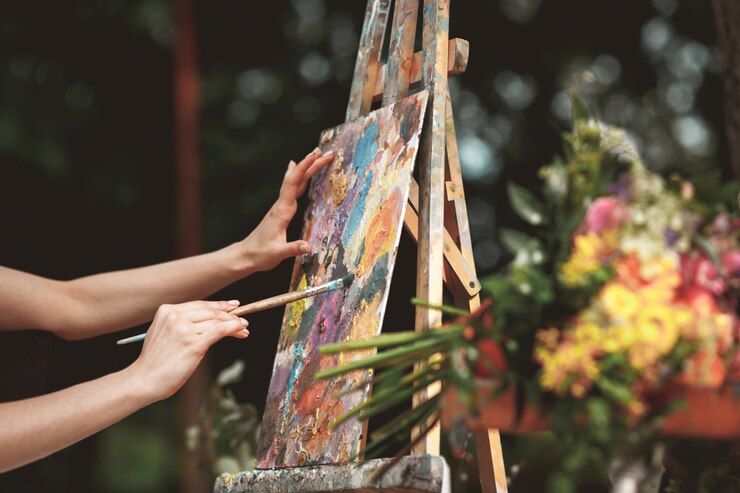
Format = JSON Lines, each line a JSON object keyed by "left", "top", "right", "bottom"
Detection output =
{"left": 239, "top": 148, "right": 334, "bottom": 273}
{"left": 129, "top": 300, "right": 249, "bottom": 402}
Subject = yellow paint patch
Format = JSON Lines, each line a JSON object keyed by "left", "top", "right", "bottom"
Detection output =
{"left": 338, "top": 292, "right": 382, "bottom": 367}
{"left": 288, "top": 274, "right": 309, "bottom": 333}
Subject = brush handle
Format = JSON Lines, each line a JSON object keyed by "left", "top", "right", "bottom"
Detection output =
{"left": 229, "top": 276, "right": 348, "bottom": 316}
{"left": 116, "top": 275, "right": 352, "bottom": 345}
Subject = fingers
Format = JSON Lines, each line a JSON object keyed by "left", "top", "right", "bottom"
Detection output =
{"left": 197, "top": 317, "right": 250, "bottom": 348}
{"left": 156, "top": 300, "right": 239, "bottom": 318}
{"left": 298, "top": 153, "right": 335, "bottom": 195}
{"left": 180, "top": 306, "right": 241, "bottom": 324}
{"left": 282, "top": 148, "right": 335, "bottom": 199}
{"left": 280, "top": 240, "right": 312, "bottom": 258}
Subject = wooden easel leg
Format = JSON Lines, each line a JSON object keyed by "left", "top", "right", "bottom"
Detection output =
{"left": 444, "top": 90, "right": 508, "bottom": 493}
{"left": 475, "top": 429, "right": 509, "bottom": 493}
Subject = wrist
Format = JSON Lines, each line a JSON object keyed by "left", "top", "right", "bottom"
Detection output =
{"left": 221, "top": 241, "right": 258, "bottom": 278}
{"left": 121, "top": 362, "right": 164, "bottom": 406}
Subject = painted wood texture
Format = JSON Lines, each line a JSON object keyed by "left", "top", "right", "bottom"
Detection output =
{"left": 382, "top": 0, "right": 419, "bottom": 106}
{"left": 256, "top": 91, "right": 429, "bottom": 469}
{"left": 412, "top": 0, "right": 450, "bottom": 456}
{"left": 346, "top": 0, "right": 390, "bottom": 121}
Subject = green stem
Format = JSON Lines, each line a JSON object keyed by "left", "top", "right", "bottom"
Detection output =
{"left": 316, "top": 339, "right": 448, "bottom": 380}
{"left": 411, "top": 298, "right": 469, "bottom": 316}
{"left": 369, "top": 393, "right": 440, "bottom": 442}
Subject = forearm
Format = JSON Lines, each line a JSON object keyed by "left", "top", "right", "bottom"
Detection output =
{"left": 0, "top": 365, "right": 155, "bottom": 473}
{"left": 59, "top": 242, "right": 253, "bottom": 338}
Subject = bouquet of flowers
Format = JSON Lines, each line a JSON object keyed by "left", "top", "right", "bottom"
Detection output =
{"left": 317, "top": 99, "right": 740, "bottom": 491}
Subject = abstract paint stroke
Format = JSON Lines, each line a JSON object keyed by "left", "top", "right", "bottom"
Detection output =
{"left": 256, "top": 91, "right": 428, "bottom": 469}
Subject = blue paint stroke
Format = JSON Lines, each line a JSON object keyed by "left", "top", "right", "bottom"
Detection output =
{"left": 342, "top": 170, "right": 373, "bottom": 246}
{"left": 353, "top": 120, "right": 379, "bottom": 172}
{"left": 282, "top": 342, "right": 305, "bottom": 422}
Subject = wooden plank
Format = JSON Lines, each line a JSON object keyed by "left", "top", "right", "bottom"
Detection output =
{"left": 216, "top": 455, "right": 449, "bottom": 493}
{"left": 475, "top": 430, "right": 509, "bottom": 493}
{"left": 412, "top": 0, "right": 451, "bottom": 457}
{"left": 374, "top": 38, "right": 469, "bottom": 102}
{"left": 442, "top": 87, "right": 508, "bottom": 493}
{"left": 382, "top": 0, "right": 419, "bottom": 106}
{"left": 346, "top": 0, "right": 391, "bottom": 121}
{"left": 404, "top": 180, "right": 481, "bottom": 296}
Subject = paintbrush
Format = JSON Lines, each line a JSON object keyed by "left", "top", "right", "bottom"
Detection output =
{"left": 116, "top": 274, "right": 355, "bottom": 345}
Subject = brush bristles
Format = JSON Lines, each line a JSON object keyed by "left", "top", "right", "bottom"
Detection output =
{"left": 341, "top": 273, "right": 355, "bottom": 286}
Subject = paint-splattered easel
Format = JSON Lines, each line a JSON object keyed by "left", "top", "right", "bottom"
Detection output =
{"left": 353, "top": 1, "right": 509, "bottom": 492}
{"left": 215, "top": 1, "right": 507, "bottom": 492}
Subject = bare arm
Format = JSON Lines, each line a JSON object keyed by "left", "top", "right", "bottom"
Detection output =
{"left": 0, "top": 149, "right": 333, "bottom": 340}
{"left": 0, "top": 300, "right": 248, "bottom": 473}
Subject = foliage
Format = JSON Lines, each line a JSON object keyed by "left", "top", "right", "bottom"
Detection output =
{"left": 185, "top": 360, "right": 260, "bottom": 477}
{"left": 318, "top": 100, "right": 740, "bottom": 492}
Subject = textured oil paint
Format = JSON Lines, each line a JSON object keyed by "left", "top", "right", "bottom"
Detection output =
{"left": 256, "top": 91, "right": 429, "bottom": 469}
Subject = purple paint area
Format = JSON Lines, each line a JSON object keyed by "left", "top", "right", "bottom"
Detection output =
{"left": 256, "top": 91, "right": 429, "bottom": 469}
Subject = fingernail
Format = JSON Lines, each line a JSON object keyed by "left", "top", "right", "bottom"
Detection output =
{"left": 313, "top": 147, "right": 321, "bottom": 154}
{"left": 300, "top": 243, "right": 311, "bottom": 253}
{"left": 325, "top": 150, "right": 334, "bottom": 156}
{"left": 243, "top": 328, "right": 250, "bottom": 336}
{"left": 240, "top": 318, "right": 248, "bottom": 326}
{"left": 228, "top": 300, "right": 240, "bottom": 306}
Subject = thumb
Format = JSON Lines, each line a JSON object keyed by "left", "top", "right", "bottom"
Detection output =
{"left": 281, "top": 240, "right": 312, "bottom": 258}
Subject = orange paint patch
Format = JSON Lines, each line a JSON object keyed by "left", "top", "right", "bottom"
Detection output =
{"left": 355, "top": 190, "right": 402, "bottom": 277}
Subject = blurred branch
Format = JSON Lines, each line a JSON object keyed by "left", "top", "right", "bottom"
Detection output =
{"left": 174, "top": 0, "right": 209, "bottom": 491}
{"left": 712, "top": 0, "right": 740, "bottom": 178}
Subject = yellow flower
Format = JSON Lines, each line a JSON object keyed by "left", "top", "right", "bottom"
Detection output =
{"left": 635, "top": 304, "right": 679, "bottom": 354}
{"left": 560, "top": 231, "right": 618, "bottom": 286}
{"left": 600, "top": 282, "right": 641, "bottom": 320}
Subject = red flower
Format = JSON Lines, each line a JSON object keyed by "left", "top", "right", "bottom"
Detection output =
{"left": 474, "top": 339, "right": 508, "bottom": 377}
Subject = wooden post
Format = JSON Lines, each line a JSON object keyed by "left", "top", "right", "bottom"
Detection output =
{"left": 442, "top": 92, "right": 509, "bottom": 492}
{"left": 173, "top": 1, "right": 209, "bottom": 492}
{"left": 412, "top": 0, "right": 450, "bottom": 457}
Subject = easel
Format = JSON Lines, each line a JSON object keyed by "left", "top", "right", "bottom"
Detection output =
{"left": 347, "top": 1, "right": 508, "bottom": 492}
{"left": 215, "top": 1, "right": 507, "bottom": 492}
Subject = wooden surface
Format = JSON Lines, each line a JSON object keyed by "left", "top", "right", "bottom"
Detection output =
{"left": 382, "top": 0, "right": 419, "bottom": 107}
{"left": 215, "top": 455, "right": 450, "bottom": 493}
{"left": 439, "top": 88, "right": 508, "bottom": 493}
{"left": 346, "top": 0, "right": 391, "bottom": 121}
{"left": 441, "top": 380, "right": 740, "bottom": 439}
{"left": 404, "top": 179, "right": 481, "bottom": 296}
{"left": 373, "top": 38, "right": 469, "bottom": 102}
{"left": 412, "top": 0, "right": 451, "bottom": 457}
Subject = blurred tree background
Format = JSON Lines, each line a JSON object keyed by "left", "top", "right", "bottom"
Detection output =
{"left": 0, "top": 0, "right": 733, "bottom": 492}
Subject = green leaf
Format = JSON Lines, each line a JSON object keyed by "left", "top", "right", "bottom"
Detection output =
{"left": 507, "top": 182, "right": 548, "bottom": 226}
{"left": 500, "top": 228, "right": 532, "bottom": 254}
{"left": 596, "top": 377, "right": 633, "bottom": 404}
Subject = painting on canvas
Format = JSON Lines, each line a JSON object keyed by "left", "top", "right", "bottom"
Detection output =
{"left": 256, "top": 90, "right": 429, "bottom": 469}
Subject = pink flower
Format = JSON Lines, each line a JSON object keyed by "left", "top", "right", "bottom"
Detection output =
{"left": 721, "top": 251, "right": 740, "bottom": 279}
{"left": 680, "top": 251, "right": 740, "bottom": 296}
{"left": 582, "top": 197, "right": 629, "bottom": 234}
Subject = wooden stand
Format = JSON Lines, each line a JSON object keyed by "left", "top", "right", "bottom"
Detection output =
{"left": 347, "top": 1, "right": 507, "bottom": 491}
{"left": 216, "top": 1, "right": 507, "bottom": 492}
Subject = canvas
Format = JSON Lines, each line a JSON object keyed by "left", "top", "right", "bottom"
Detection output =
{"left": 256, "top": 90, "right": 429, "bottom": 469}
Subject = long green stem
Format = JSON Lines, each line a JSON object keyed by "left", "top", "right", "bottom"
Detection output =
{"left": 333, "top": 365, "right": 446, "bottom": 427}
{"left": 320, "top": 325, "right": 465, "bottom": 354}
{"left": 411, "top": 298, "right": 469, "bottom": 316}
{"left": 316, "top": 338, "right": 448, "bottom": 380}
{"left": 369, "top": 392, "right": 441, "bottom": 442}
